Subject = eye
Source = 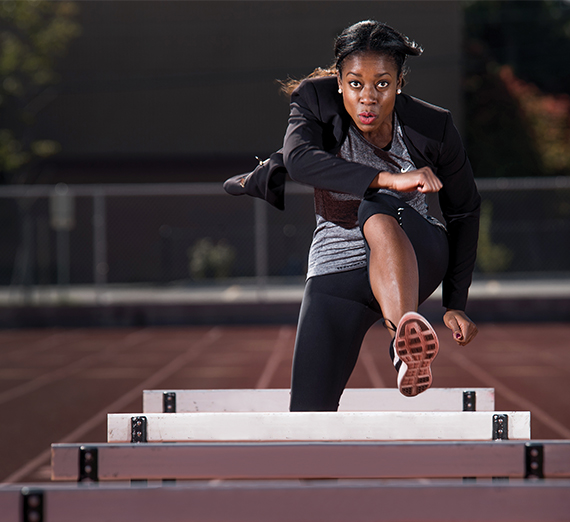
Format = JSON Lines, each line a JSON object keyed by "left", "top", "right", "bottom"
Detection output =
{"left": 377, "top": 81, "right": 389, "bottom": 89}
{"left": 349, "top": 80, "right": 361, "bottom": 88}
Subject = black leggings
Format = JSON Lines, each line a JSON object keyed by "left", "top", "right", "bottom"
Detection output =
{"left": 289, "top": 193, "right": 449, "bottom": 411}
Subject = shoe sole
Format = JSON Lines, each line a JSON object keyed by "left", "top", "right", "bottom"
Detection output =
{"left": 395, "top": 312, "right": 439, "bottom": 397}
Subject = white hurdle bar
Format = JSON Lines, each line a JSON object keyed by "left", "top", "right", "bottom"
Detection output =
{"left": 51, "top": 441, "right": 567, "bottom": 481}
{"left": 143, "top": 388, "right": 495, "bottom": 413}
{"left": 108, "top": 411, "right": 530, "bottom": 443}
{"left": 3, "top": 480, "right": 570, "bottom": 522}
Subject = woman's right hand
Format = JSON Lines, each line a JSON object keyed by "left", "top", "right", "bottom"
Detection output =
{"left": 371, "top": 167, "right": 442, "bottom": 193}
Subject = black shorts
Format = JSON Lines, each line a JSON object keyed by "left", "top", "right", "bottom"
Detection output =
{"left": 289, "top": 192, "right": 449, "bottom": 411}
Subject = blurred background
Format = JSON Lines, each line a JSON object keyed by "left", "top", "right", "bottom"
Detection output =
{"left": 0, "top": 0, "right": 569, "bottom": 326}
{"left": 1, "top": 0, "right": 570, "bottom": 486}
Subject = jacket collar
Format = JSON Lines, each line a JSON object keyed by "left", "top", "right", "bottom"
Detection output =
{"left": 309, "top": 76, "right": 441, "bottom": 169}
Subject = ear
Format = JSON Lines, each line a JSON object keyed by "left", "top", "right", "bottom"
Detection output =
{"left": 397, "top": 74, "right": 404, "bottom": 91}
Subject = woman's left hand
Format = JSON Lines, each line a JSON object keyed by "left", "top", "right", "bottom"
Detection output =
{"left": 443, "top": 309, "right": 478, "bottom": 346}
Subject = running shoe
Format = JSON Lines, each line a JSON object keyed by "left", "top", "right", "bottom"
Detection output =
{"left": 395, "top": 311, "right": 439, "bottom": 397}
{"left": 223, "top": 172, "right": 253, "bottom": 195}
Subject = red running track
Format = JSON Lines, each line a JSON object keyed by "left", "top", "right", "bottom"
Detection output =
{"left": 0, "top": 323, "right": 569, "bottom": 483}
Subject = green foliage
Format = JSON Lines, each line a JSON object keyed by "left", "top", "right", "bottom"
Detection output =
{"left": 464, "top": 63, "right": 543, "bottom": 178}
{"left": 476, "top": 200, "right": 513, "bottom": 273}
{"left": 465, "top": 0, "right": 570, "bottom": 94}
{"left": 0, "top": 0, "right": 80, "bottom": 183}
{"left": 464, "top": 0, "right": 570, "bottom": 177}
{"left": 188, "top": 238, "right": 236, "bottom": 280}
{"left": 0, "top": 128, "right": 29, "bottom": 171}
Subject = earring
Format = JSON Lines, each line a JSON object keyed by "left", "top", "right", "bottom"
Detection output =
{"left": 338, "top": 88, "right": 342, "bottom": 94}
{"left": 397, "top": 88, "right": 402, "bottom": 94}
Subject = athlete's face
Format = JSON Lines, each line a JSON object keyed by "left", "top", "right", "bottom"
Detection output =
{"left": 338, "top": 52, "right": 402, "bottom": 140}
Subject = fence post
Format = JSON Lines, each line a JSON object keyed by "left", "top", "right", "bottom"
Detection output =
{"left": 10, "top": 199, "right": 35, "bottom": 299}
{"left": 50, "top": 183, "right": 75, "bottom": 287}
{"left": 254, "top": 198, "right": 268, "bottom": 295}
{"left": 93, "top": 190, "right": 108, "bottom": 289}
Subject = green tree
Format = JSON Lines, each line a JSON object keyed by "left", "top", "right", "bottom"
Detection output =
{"left": 464, "top": 0, "right": 570, "bottom": 177}
{"left": 0, "top": 0, "right": 80, "bottom": 184}
{"left": 476, "top": 201, "right": 513, "bottom": 273}
{"left": 465, "top": 0, "right": 570, "bottom": 94}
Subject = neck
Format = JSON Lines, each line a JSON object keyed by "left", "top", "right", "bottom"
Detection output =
{"left": 362, "top": 116, "right": 393, "bottom": 149}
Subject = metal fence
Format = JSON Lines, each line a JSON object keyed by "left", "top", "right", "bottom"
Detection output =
{"left": 1, "top": 177, "right": 569, "bottom": 293}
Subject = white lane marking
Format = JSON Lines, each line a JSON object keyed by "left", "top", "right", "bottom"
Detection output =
{"left": 256, "top": 326, "right": 294, "bottom": 389}
{"left": 1, "top": 327, "right": 222, "bottom": 484}
{"left": 446, "top": 348, "right": 570, "bottom": 438}
{"left": 0, "top": 329, "right": 151, "bottom": 406}
{"left": 0, "top": 330, "right": 77, "bottom": 362}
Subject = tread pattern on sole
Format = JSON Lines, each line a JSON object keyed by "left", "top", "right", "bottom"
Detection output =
{"left": 396, "top": 313, "right": 439, "bottom": 397}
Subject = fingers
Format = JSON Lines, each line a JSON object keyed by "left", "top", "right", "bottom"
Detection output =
{"left": 379, "top": 167, "right": 442, "bottom": 193}
{"left": 416, "top": 167, "right": 442, "bottom": 193}
{"left": 445, "top": 314, "right": 464, "bottom": 343}
{"left": 455, "top": 323, "right": 477, "bottom": 346}
{"left": 444, "top": 310, "right": 479, "bottom": 347}
{"left": 462, "top": 322, "right": 479, "bottom": 346}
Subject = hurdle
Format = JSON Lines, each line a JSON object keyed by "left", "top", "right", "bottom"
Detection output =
{"left": 107, "top": 411, "right": 530, "bottom": 442}
{"left": 143, "top": 387, "right": 495, "bottom": 413}
{"left": 3, "top": 480, "right": 570, "bottom": 522}
{"left": 51, "top": 440, "right": 568, "bottom": 481}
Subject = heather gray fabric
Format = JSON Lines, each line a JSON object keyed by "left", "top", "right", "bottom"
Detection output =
{"left": 307, "top": 117, "right": 443, "bottom": 279}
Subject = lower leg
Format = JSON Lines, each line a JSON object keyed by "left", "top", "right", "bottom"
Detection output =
{"left": 362, "top": 213, "right": 419, "bottom": 336}
{"left": 360, "top": 205, "right": 444, "bottom": 396}
{"left": 289, "top": 272, "right": 379, "bottom": 411}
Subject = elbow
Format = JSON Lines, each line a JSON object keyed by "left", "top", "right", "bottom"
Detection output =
{"left": 282, "top": 146, "right": 293, "bottom": 176}
{"left": 283, "top": 146, "right": 303, "bottom": 182}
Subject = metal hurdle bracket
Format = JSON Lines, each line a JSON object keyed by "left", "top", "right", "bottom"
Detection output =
{"left": 21, "top": 487, "right": 44, "bottom": 522}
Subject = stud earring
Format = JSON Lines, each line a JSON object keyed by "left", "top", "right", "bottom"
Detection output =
{"left": 397, "top": 88, "right": 402, "bottom": 94}
{"left": 338, "top": 88, "right": 342, "bottom": 94}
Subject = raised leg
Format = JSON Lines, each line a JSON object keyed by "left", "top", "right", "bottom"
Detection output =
{"left": 362, "top": 213, "right": 419, "bottom": 337}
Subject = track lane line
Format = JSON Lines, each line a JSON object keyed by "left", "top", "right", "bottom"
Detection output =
{"left": 0, "top": 327, "right": 222, "bottom": 484}
{"left": 0, "top": 329, "right": 151, "bottom": 406}
{"left": 0, "top": 330, "right": 80, "bottom": 362}
{"left": 446, "top": 348, "right": 570, "bottom": 438}
{"left": 255, "top": 326, "right": 294, "bottom": 389}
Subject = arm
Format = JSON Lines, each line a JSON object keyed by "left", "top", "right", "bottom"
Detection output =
{"left": 222, "top": 151, "right": 287, "bottom": 210}
{"left": 283, "top": 79, "right": 380, "bottom": 197}
{"left": 437, "top": 112, "right": 481, "bottom": 313}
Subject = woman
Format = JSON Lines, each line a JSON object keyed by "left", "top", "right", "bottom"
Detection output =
{"left": 224, "top": 20, "right": 480, "bottom": 411}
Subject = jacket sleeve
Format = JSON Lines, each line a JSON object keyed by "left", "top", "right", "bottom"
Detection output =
{"left": 437, "top": 112, "right": 481, "bottom": 311}
{"left": 283, "top": 79, "right": 379, "bottom": 197}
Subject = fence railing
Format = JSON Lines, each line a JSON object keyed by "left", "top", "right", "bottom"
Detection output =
{"left": 0, "top": 177, "right": 569, "bottom": 298}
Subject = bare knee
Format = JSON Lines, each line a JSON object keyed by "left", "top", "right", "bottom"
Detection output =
{"left": 362, "top": 213, "right": 401, "bottom": 245}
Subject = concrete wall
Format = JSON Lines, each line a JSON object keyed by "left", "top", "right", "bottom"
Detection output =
{"left": 36, "top": 1, "right": 463, "bottom": 165}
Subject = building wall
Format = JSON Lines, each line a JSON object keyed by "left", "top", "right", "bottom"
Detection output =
{"left": 36, "top": 1, "right": 463, "bottom": 170}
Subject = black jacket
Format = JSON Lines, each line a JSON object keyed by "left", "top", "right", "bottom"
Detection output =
{"left": 237, "top": 76, "right": 480, "bottom": 311}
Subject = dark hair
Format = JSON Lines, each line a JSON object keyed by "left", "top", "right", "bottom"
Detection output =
{"left": 280, "top": 20, "right": 422, "bottom": 95}
{"left": 334, "top": 20, "right": 422, "bottom": 78}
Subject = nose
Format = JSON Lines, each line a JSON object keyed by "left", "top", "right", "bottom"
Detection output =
{"left": 360, "top": 84, "right": 378, "bottom": 105}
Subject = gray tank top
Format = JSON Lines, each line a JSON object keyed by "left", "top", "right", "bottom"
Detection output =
{"left": 307, "top": 114, "right": 438, "bottom": 279}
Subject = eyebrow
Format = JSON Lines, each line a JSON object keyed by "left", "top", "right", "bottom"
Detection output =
{"left": 345, "top": 71, "right": 393, "bottom": 78}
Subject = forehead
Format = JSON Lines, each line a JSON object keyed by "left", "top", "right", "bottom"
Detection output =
{"left": 341, "top": 52, "right": 398, "bottom": 76}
